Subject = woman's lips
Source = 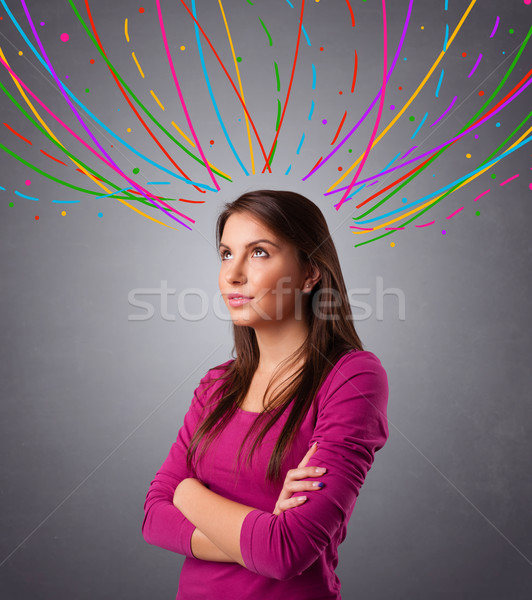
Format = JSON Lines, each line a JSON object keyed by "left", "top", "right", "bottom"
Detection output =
{"left": 228, "top": 296, "right": 253, "bottom": 307}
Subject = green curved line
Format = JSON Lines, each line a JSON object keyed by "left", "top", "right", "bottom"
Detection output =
{"left": 67, "top": 0, "right": 230, "bottom": 181}
{"left": 258, "top": 17, "right": 272, "bottom": 47}
{"left": 276, "top": 99, "right": 281, "bottom": 131}
{"left": 274, "top": 61, "right": 280, "bottom": 92}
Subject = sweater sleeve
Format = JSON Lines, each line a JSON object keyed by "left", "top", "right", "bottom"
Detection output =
{"left": 141, "top": 367, "right": 219, "bottom": 557}
{"left": 239, "top": 351, "right": 390, "bottom": 581}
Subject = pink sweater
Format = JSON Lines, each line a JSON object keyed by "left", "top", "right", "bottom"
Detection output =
{"left": 142, "top": 349, "right": 389, "bottom": 599}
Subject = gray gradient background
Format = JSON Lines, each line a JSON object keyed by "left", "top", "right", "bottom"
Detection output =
{"left": 1, "top": 0, "right": 531, "bottom": 598}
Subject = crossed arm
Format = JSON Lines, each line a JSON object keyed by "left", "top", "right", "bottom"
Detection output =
{"left": 173, "top": 477, "right": 257, "bottom": 566}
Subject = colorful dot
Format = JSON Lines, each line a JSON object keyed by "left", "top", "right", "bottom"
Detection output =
{"left": 98, "top": 212, "right": 103, "bottom": 218}
{"left": 319, "top": 47, "right": 324, "bottom": 51}
{"left": 390, "top": 242, "right": 395, "bottom": 247}
{"left": 398, "top": 86, "right": 402, "bottom": 90}
{"left": 478, "top": 90, "right": 485, "bottom": 96}
{"left": 85, "top": 88, "right": 90, "bottom": 93}
{"left": 338, "top": 166, "right": 343, "bottom": 171}
{"left": 18, "top": 51, "right": 23, "bottom": 56}
{"left": 40, "top": 22, "right": 45, "bottom": 26}
{"left": 322, "top": 119, "right": 327, "bottom": 124}
{"left": 421, "top": 26, "right": 424, "bottom": 30}
{"left": 466, "top": 153, "right": 471, "bottom": 158}
{"left": 180, "top": 45, "right": 185, "bottom": 51}
{"left": 132, "top": 167, "right": 140, "bottom": 174}
{"left": 339, "top": 90, "right": 343, "bottom": 95}
{"left": 8, "top": 202, "right": 14, "bottom": 207}
{"left": 403, "top": 57, "right": 407, "bottom": 61}
{"left": 65, "top": 75, "right": 69, "bottom": 79}
{"left": 402, "top": 198, "right": 408, "bottom": 203}
{"left": 236, "top": 56, "right": 242, "bottom": 62}
{"left": 90, "top": 59, "right": 95, "bottom": 64}
{"left": 61, "top": 210, "right": 66, "bottom": 216}
{"left": 35, "top": 215, "right": 39, "bottom": 221}
{"left": 474, "top": 134, "right": 479, "bottom": 138}
{"left": 442, "top": 230, "right": 446, "bottom": 235}
{"left": 525, "top": 0, "right": 531, "bottom": 5}
{"left": 25, "top": 179, "right": 31, "bottom": 186}
{"left": 390, "top": 105, "right": 395, "bottom": 110}
{"left": 490, "top": 173, "right": 497, "bottom": 179}
{"left": 139, "top": 7, "right": 145, "bottom": 13}
{"left": 475, "top": 211, "right": 480, "bottom": 216}
{"left": 529, "top": 182, "right": 532, "bottom": 190}
{"left": 496, "top": 122, "right": 501, "bottom": 127}
{"left": 210, "top": 139, "right": 215, "bottom": 145}
{"left": 409, "top": 115, "right": 415, "bottom": 121}
{"left": 127, "top": 128, "right": 132, "bottom": 132}
{"left": 348, "top": 149, "right": 352, "bottom": 153}
{"left": 60, "top": 33, "right": 69, "bottom": 42}
{"left": 509, "top": 29, "right": 514, "bottom": 34}
{"left": 462, "top": 52, "right": 467, "bottom": 57}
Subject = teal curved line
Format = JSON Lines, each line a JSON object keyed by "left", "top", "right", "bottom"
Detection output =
{"left": 311, "top": 64, "right": 316, "bottom": 90}
{"left": 14, "top": 190, "right": 39, "bottom": 200}
{"left": 191, "top": 0, "right": 248, "bottom": 175}
{"left": 301, "top": 25, "right": 311, "bottom": 46}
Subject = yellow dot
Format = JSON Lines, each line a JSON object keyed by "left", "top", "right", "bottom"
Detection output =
{"left": 61, "top": 210, "right": 66, "bottom": 216}
{"left": 127, "top": 127, "right": 132, "bottom": 133}
{"left": 18, "top": 50, "right": 23, "bottom": 55}
{"left": 466, "top": 153, "right": 471, "bottom": 158}
{"left": 421, "top": 26, "right": 425, "bottom": 30}
{"left": 180, "top": 45, "right": 185, "bottom": 51}
{"left": 390, "top": 242, "right": 395, "bottom": 247}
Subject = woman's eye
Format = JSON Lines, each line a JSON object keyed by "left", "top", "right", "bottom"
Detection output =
{"left": 220, "top": 248, "right": 268, "bottom": 260}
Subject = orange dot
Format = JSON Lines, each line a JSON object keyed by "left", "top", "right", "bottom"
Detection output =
{"left": 338, "top": 166, "right": 343, "bottom": 171}
{"left": 319, "top": 47, "right": 324, "bottom": 51}
{"left": 478, "top": 90, "right": 485, "bottom": 96}
{"left": 339, "top": 90, "right": 343, "bottom": 95}
{"left": 139, "top": 7, "right": 145, "bottom": 13}
{"left": 90, "top": 59, "right": 95, "bottom": 64}
{"left": 462, "top": 52, "right": 467, "bottom": 57}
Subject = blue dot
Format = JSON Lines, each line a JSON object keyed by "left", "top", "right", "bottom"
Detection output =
{"left": 97, "top": 212, "right": 103, "bottom": 218}
{"left": 117, "top": 108, "right": 120, "bottom": 111}
{"left": 496, "top": 122, "right": 501, "bottom": 127}
{"left": 238, "top": 118, "right": 241, "bottom": 122}
{"left": 403, "top": 57, "right": 407, "bottom": 61}
{"left": 402, "top": 197, "right": 408, "bottom": 203}
{"left": 502, "top": 51, "right": 505, "bottom": 54}
{"left": 432, "top": 173, "right": 436, "bottom": 177}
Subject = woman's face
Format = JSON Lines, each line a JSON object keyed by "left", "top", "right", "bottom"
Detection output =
{"left": 218, "top": 212, "right": 310, "bottom": 328}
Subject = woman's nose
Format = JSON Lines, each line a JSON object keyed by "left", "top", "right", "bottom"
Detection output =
{"left": 224, "top": 257, "right": 247, "bottom": 284}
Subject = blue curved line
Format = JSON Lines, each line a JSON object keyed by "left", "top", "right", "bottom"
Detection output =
{"left": 14, "top": 190, "right": 39, "bottom": 200}
{"left": 355, "top": 135, "right": 532, "bottom": 223}
{"left": 0, "top": 0, "right": 217, "bottom": 191}
{"left": 296, "top": 133, "right": 305, "bottom": 154}
{"left": 301, "top": 25, "right": 311, "bottom": 47}
{"left": 311, "top": 64, "right": 316, "bottom": 90}
{"left": 52, "top": 199, "right": 81, "bottom": 203}
{"left": 435, "top": 69, "right": 444, "bottom": 97}
{"left": 191, "top": 1, "right": 248, "bottom": 175}
{"left": 308, "top": 100, "right": 315, "bottom": 120}
{"left": 411, "top": 112, "right": 428, "bottom": 140}
{"left": 285, "top": 164, "right": 292, "bottom": 174}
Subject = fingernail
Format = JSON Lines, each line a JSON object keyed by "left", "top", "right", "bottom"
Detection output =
{"left": 315, "top": 467, "right": 326, "bottom": 473}
{"left": 298, "top": 496, "right": 307, "bottom": 501}
{"left": 313, "top": 482, "right": 324, "bottom": 488}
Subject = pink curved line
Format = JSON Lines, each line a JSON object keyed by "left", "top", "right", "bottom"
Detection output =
{"left": 335, "top": 0, "right": 388, "bottom": 210}
{"left": 500, "top": 173, "right": 519, "bottom": 186}
{"left": 415, "top": 221, "right": 436, "bottom": 227}
{"left": 446, "top": 206, "right": 464, "bottom": 219}
{"left": 156, "top": 0, "right": 219, "bottom": 191}
{"left": 0, "top": 54, "right": 193, "bottom": 229}
{"left": 302, "top": 0, "right": 413, "bottom": 181}
{"left": 430, "top": 95, "right": 457, "bottom": 127}
{"left": 473, "top": 189, "right": 490, "bottom": 202}
{"left": 18, "top": 0, "right": 192, "bottom": 228}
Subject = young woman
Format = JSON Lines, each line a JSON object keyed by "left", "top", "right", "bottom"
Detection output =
{"left": 142, "top": 189, "right": 390, "bottom": 599}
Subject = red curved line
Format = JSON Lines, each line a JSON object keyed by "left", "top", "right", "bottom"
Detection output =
{"left": 84, "top": 0, "right": 205, "bottom": 194}
{"left": 351, "top": 50, "right": 358, "bottom": 93}
{"left": 261, "top": 0, "right": 305, "bottom": 173}
{"left": 331, "top": 111, "right": 347, "bottom": 145}
{"left": 40, "top": 149, "right": 68, "bottom": 165}
{"left": 345, "top": 0, "right": 355, "bottom": 27}
{"left": 4, "top": 122, "right": 32, "bottom": 144}
{"left": 179, "top": 0, "right": 272, "bottom": 173}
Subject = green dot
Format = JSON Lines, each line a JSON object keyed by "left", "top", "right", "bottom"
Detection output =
{"left": 409, "top": 115, "right": 415, "bottom": 121}
{"left": 9, "top": 201, "right": 14, "bottom": 207}
{"left": 236, "top": 56, "right": 242, "bottom": 63}
{"left": 348, "top": 149, "right": 352, "bottom": 153}
{"left": 475, "top": 211, "right": 480, "bottom": 216}
{"left": 133, "top": 167, "right": 140, "bottom": 174}
{"left": 85, "top": 88, "right": 90, "bottom": 93}
{"left": 509, "top": 29, "right": 514, "bottom": 34}
{"left": 490, "top": 173, "right": 497, "bottom": 179}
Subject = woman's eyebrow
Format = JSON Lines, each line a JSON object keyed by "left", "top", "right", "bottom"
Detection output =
{"left": 219, "top": 238, "right": 281, "bottom": 250}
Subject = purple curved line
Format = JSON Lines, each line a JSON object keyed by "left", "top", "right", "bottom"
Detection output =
{"left": 402, "top": 145, "right": 417, "bottom": 159}
{"left": 301, "top": 0, "right": 413, "bottom": 182}
{"left": 490, "top": 16, "right": 500, "bottom": 39}
{"left": 468, "top": 53, "right": 482, "bottom": 78}
{"left": 18, "top": 0, "right": 190, "bottom": 227}
{"left": 430, "top": 95, "right": 457, "bottom": 127}
{"left": 334, "top": 0, "right": 388, "bottom": 210}
{"left": 324, "top": 75, "right": 532, "bottom": 195}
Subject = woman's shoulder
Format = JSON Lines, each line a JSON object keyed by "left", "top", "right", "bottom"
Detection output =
{"left": 321, "top": 348, "right": 388, "bottom": 396}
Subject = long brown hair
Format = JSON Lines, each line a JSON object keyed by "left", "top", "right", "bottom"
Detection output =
{"left": 185, "top": 189, "right": 364, "bottom": 487}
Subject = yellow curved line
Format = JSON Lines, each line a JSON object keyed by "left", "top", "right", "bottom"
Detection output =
{"left": 219, "top": 0, "right": 255, "bottom": 174}
{"left": 330, "top": 0, "right": 477, "bottom": 193}
{"left": 0, "top": 47, "right": 179, "bottom": 230}
{"left": 352, "top": 121, "right": 532, "bottom": 235}
{"left": 171, "top": 121, "right": 195, "bottom": 147}
{"left": 150, "top": 89, "right": 165, "bottom": 111}
{"left": 132, "top": 51, "right": 144, "bottom": 78}
{"left": 125, "top": 18, "right": 129, "bottom": 43}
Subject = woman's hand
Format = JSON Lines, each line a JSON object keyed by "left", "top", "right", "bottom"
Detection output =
{"left": 272, "top": 441, "right": 327, "bottom": 516}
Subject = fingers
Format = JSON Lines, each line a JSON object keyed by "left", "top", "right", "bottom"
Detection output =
{"left": 286, "top": 465, "right": 327, "bottom": 482}
{"left": 297, "top": 441, "right": 318, "bottom": 468}
{"left": 277, "top": 495, "right": 307, "bottom": 513}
